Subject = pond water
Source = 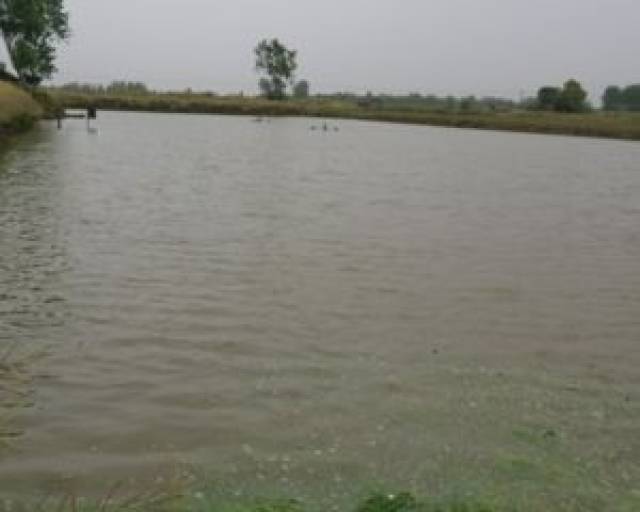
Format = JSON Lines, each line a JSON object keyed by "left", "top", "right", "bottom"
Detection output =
{"left": 1, "top": 113, "right": 639, "bottom": 509}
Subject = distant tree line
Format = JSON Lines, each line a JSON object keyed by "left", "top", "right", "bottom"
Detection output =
{"left": 602, "top": 84, "right": 640, "bottom": 112}
{"left": 535, "top": 79, "right": 589, "bottom": 113}
{"left": 58, "top": 81, "right": 150, "bottom": 95}
{"left": 316, "top": 91, "right": 517, "bottom": 113}
{"left": 53, "top": 70, "right": 637, "bottom": 118}
{"left": 105, "top": 81, "right": 149, "bottom": 95}
{"left": 53, "top": 81, "right": 520, "bottom": 114}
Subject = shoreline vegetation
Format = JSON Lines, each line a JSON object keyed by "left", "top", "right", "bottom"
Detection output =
{"left": 1, "top": 83, "right": 639, "bottom": 143}
{"left": 0, "top": 82, "right": 42, "bottom": 140}
{"left": 47, "top": 89, "right": 640, "bottom": 141}
{"left": 0, "top": 490, "right": 506, "bottom": 512}
{"left": 9, "top": 486, "right": 640, "bottom": 512}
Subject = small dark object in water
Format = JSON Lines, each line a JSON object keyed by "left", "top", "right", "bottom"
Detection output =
{"left": 432, "top": 348, "right": 439, "bottom": 355}
{"left": 87, "top": 106, "right": 97, "bottom": 120}
{"left": 543, "top": 429, "right": 557, "bottom": 439}
{"left": 311, "top": 123, "right": 339, "bottom": 132}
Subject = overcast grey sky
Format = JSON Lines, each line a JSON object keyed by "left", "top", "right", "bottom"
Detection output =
{"left": 52, "top": 0, "right": 640, "bottom": 100}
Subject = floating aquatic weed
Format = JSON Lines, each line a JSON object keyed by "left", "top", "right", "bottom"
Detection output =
{"left": 0, "top": 342, "right": 41, "bottom": 445}
{"left": 356, "top": 492, "right": 418, "bottom": 512}
{"left": 23, "top": 467, "right": 193, "bottom": 512}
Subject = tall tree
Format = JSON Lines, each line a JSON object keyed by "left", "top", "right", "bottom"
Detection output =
{"left": 602, "top": 86, "right": 623, "bottom": 111}
{"left": 537, "top": 86, "right": 561, "bottom": 110}
{"left": 0, "top": 0, "right": 69, "bottom": 85}
{"left": 621, "top": 84, "right": 640, "bottom": 112}
{"left": 258, "top": 77, "right": 274, "bottom": 98}
{"left": 555, "top": 79, "right": 588, "bottom": 113}
{"left": 254, "top": 38, "right": 297, "bottom": 100}
{"left": 293, "top": 79, "right": 310, "bottom": 99}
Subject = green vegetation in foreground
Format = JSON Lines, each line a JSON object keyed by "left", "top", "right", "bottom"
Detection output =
{"left": 9, "top": 487, "right": 640, "bottom": 512}
{"left": 47, "top": 90, "right": 640, "bottom": 141}
{"left": 0, "top": 81, "right": 42, "bottom": 137}
{"left": 0, "top": 491, "right": 501, "bottom": 512}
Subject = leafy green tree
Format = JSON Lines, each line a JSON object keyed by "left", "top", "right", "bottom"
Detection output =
{"left": 537, "top": 86, "right": 561, "bottom": 110}
{"left": 621, "top": 84, "right": 640, "bottom": 111}
{"left": 602, "top": 84, "right": 640, "bottom": 112}
{"left": 254, "top": 38, "right": 297, "bottom": 100}
{"left": 555, "top": 79, "right": 588, "bottom": 113}
{"left": 293, "top": 79, "right": 309, "bottom": 99}
{"left": 0, "top": 0, "right": 69, "bottom": 85}
{"left": 258, "top": 77, "right": 274, "bottom": 98}
{"left": 602, "top": 86, "right": 623, "bottom": 111}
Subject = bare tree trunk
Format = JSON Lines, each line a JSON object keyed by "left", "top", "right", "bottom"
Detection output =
{"left": 0, "top": 2, "right": 18, "bottom": 77}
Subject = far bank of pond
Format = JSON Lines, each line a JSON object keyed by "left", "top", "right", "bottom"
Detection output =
{"left": 48, "top": 90, "right": 640, "bottom": 141}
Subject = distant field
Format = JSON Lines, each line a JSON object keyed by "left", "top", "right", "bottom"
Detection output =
{"left": 0, "top": 82, "right": 42, "bottom": 133}
{"left": 49, "top": 90, "right": 640, "bottom": 141}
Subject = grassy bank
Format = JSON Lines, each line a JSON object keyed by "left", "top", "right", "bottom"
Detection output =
{"left": 0, "top": 82, "right": 42, "bottom": 138}
{"left": 11, "top": 487, "right": 640, "bottom": 512}
{"left": 1, "top": 491, "right": 501, "bottom": 512}
{"left": 49, "top": 90, "right": 640, "bottom": 141}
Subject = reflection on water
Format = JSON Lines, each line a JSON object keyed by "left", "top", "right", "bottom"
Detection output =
{"left": 0, "top": 114, "right": 639, "bottom": 508}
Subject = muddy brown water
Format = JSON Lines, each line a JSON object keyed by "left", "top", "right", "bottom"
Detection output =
{"left": 0, "top": 113, "right": 639, "bottom": 509}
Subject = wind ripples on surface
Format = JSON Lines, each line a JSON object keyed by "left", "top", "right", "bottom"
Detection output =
{"left": 0, "top": 113, "right": 639, "bottom": 506}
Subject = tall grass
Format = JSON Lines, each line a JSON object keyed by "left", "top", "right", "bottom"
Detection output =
{"left": 0, "top": 82, "right": 42, "bottom": 135}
